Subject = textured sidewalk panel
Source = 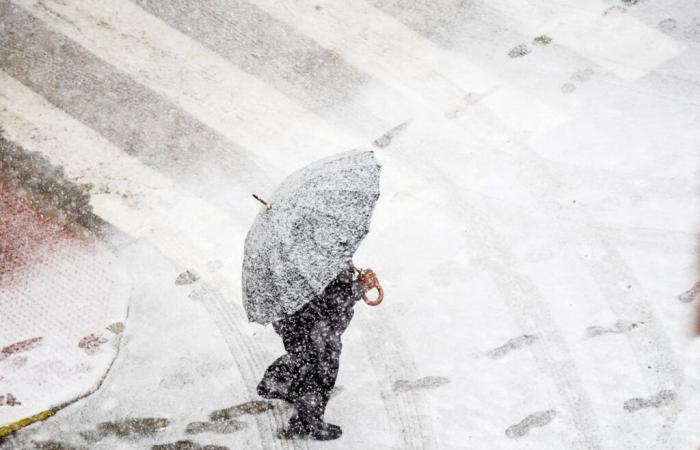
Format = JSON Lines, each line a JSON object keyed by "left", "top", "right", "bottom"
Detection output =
{"left": 0, "top": 183, "right": 131, "bottom": 432}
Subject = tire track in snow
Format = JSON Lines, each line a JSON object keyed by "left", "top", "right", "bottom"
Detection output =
{"left": 411, "top": 157, "right": 603, "bottom": 450}
{"left": 190, "top": 284, "right": 303, "bottom": 450}
{"left": 358, "top": 3, "right": 685, "bottom": 439}
{"left": 360, "top": 316, "right": 438, "bottom": 449}
{"left": 466, "top": 111, "right": 684, "bottom": 447}
{"left": 370, "top": 3, "right": 685, "bottom": 432}
{"left": 351, "top": 12, "right": 690, "bottom": 434}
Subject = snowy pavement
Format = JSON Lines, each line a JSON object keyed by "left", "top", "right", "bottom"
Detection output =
{"left": 2, "top": 0, "right": 700, "bottom": 448}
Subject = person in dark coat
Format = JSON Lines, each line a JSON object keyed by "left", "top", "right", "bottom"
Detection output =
{"left": 257, "top": 263, "right": 380, "bottom": 440}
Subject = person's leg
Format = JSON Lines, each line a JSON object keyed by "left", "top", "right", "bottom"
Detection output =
{"left": 284, "top": 297, "right": 356, "bottom": 440}
{"left": 282, "top": 322, "right": 342, "bottom": 440}
{"left": 257, "top": 304, "right": 316, "bottom": 403}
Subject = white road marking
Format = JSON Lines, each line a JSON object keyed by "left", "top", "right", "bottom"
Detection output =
{"left": 0, "top": 70, "right": 244, "bottom": 280}
{"left": 12, "top": 0, "right": 365, "bottom": 176}
{"left": 254, "top": 0, "right": 568, "bottom": 135}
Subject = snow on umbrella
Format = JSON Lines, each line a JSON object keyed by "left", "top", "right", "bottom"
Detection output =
{"left": 242, "top": 150, "right": 381, "bottom": 325}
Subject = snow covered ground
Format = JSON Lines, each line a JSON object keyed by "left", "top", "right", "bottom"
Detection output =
{"left": 1, "top": 0, "right": 700, "bottom": 448}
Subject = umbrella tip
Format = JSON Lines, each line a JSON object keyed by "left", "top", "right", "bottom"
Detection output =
{"left": 252, "top": 194, "right": 272, "bottom": 209}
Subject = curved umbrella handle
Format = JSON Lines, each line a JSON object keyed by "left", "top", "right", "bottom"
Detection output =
{"left": 363, "top": 284, "right": 384, "bottom": 306}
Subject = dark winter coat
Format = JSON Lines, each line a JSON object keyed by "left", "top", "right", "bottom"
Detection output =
{"left": 258, "top": 265, "right": 364, "bottom": 420}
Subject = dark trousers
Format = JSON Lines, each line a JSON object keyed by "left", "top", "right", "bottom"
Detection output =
{"left": 258, "top": 275, "right": 357, "bottom": 422}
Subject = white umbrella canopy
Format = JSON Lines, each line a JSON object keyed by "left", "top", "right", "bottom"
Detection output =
{"left": 242, "top": 149, "right": 381, "bottom": 324}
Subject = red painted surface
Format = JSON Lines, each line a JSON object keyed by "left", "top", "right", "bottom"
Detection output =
{"left": 0, "top": 182, "right": 78, "bottom": 282}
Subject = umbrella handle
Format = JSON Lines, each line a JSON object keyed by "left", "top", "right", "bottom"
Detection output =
{"left": 363, "top": 284, "right": 384, "bottom": 306}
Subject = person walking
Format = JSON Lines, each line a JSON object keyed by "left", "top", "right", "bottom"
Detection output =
{"left": 242, "top": 150, "right": 384, "bottom": 440}
{"left": 257, "top": 263, "right": 380, "bottom": 440}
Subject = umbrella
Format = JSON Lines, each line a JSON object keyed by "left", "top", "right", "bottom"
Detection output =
{"left": 242, "top": 149, "right": 381, "bottom": 325}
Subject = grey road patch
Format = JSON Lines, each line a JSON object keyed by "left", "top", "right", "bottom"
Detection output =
{"left": 486, "top": 334, "right": 538, "bottom": 359}
{"left": 624, "top": 390, "right": 676, "bottom": 412}
{"left": 505, "top": 409, "right": 557, "bottom": 438}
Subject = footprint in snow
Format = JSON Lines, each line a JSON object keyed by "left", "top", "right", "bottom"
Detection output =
{"left": 373, "top": 121, "right": 410, "bottom": 149}
{"left": 624, "top": 390, "right": 676, "bottom": 412}
{"left": 208, "top": 400, "right": 275, "bottom": 422}
{"left": 185, "top": 420, "right": 246, "bottom": 435}
{"left": 152, "top": 440, "right": 229, "bottom": 450}
{"left": 81, "top": 417, "right": 170, "bottom": 443}
{"left": 175, "top": 270, "right": 199, "bottom": 285}
{"left": 486, "top": 334, "right": 538, "bottom": 359}
{"left": 507, "top": 44, "right": 530, "bottom": 58}
{"left": 678, "top": 281, "right": 700, "bottom": 303}
{"left": 393, "top": 376, "right": 450, "bottom": 392}
{"left": 585, "top": 320, "right": 643, "bottom": 338}
{"left": 505, "top": 409, "right": 557, "bottom": 438}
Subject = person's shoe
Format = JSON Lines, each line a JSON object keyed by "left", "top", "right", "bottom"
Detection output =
{"left": 308, "top": 421, "right": 342, "bottom": 440}
{"left": 277, "top": 416, "right": 342, "bottom": 441}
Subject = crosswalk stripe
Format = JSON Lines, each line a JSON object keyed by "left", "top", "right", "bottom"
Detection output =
{"left": 132, "top": 0, "right": 409, "bottom": 138}
{"left": 0, "top": 70, "right": 245, "bottom": 280}
{"left": 12, "top": 0, "right": 365, "bottom": 177}
{"left": 0, "top": 2, "right": 267, "bottom": 213}
{"left": 253, "top": 0, "right": 568, "bottom": 135}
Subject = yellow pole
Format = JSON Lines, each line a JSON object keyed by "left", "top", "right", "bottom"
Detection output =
{"left": 0, "top": 410, "right": 55, "bottom": 438}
